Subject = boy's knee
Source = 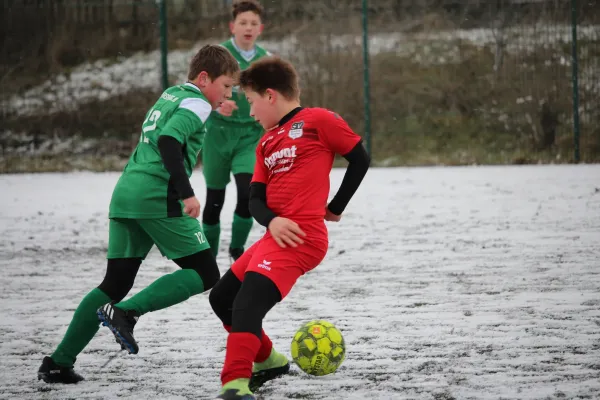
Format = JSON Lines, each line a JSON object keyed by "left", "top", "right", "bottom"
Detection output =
{"left": 97, "top": 258, "right": 142, "bottom": 301}
{"left": 173, "top": 250, "right": 221, "bottom": 291}
{"left": 202, "top": 188, "right": 226, "bottom": 224}
{"left": 209, "top": 269, "right": 242, "bottom": 324}
{"left": 231, "top": 272, "right": 281, "bottom": 336}
{"left": 194, "top": 265, "right": 220, "bottom": 291}
{"left": 208, "top": 284, "right": 224, "bottom": 314}
{"left": 234, "top": 173, "right": 252, "bottom": 218}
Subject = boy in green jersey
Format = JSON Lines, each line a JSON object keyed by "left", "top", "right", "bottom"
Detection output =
{"left": 37, "top": 44, "right": 240, "bottom": 384}
{"left": 202, "top": 0, "right": 270, "bottom": 261}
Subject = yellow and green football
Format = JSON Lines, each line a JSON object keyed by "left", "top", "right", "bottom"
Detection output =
{"left": 290, "top": 320, "right": 346, "bottom": 376}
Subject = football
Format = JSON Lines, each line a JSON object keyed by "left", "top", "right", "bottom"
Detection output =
{"left": 290, "top": 320, "right": 346, "bottom": 376}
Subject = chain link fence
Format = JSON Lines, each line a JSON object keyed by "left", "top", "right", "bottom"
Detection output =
{"left": 1, "top": 0, "right": 599, "bottom": 171}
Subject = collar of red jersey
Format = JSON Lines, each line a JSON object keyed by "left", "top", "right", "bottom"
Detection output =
{"left": 272, "top": 107, "right": 304, "bottom": 131}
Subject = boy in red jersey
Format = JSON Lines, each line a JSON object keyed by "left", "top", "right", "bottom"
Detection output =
{"left": 209, "top": 56, "right": 370, "bottom": 400}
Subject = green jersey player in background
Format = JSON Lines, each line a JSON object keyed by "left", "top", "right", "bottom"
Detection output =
{"left": 201, "top": 0, "right": 270, "bottom": 262}
{"left": 37, "top": 44, "right": 240, "bottom": 384}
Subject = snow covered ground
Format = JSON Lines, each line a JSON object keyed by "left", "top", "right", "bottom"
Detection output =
{"left": 1, "top": 165, "right": 600, "bottom": 399}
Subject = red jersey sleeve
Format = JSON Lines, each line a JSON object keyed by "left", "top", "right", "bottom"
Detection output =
{"left": 316, "top": 109, "right": 362, "bottom": 155}
{"left": 251, "top": 142, "right": 269, "bottom": 184}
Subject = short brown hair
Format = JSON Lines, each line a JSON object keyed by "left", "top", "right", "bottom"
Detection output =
{"left": 239, "top": 56, "right": 300, "bottom": 100}
{"left": 232, "top": 0, "right": 264, "bottom": 20}
{"left": 188, "top": 44, "right": 240, "bottom": 81}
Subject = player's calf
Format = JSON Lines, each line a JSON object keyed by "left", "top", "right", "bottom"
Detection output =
{"left": 96, "top": 303, "right": 140, "bottom": 354}
{"left": 37, "top": 356, "right": 84, "bottom": 384}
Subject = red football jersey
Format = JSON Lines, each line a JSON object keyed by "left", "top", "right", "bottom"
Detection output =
{"left": 252, "top": 107, "right": 361, "bottom": 229}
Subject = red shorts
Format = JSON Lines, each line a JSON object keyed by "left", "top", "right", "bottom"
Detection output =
{"left": 231, "top": 232, "right": 328, "bottom": 299}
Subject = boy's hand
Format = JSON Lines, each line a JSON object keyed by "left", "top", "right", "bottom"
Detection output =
{"left": 324, "top": 207, "right": 342, "bottom": 222}
{"left": 217, "top": 100, "right": 238, "bottom": 117}
{"left": 268, "top": 217, "right": 306, "bottom": 248}
{"left": 183, "top": 196, "right": 201, "bottom": 218}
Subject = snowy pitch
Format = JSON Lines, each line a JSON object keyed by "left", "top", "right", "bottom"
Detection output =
{"left": 1, "top": 165, "right": 599, "bottom": 400}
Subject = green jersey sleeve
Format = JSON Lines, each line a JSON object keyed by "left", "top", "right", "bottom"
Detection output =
{"left": 161, "top": 97, "right": 212, "bottom": 144}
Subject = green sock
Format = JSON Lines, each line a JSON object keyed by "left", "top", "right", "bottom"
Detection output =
{"left": 51, "top": 288, "right": 111, "bottom": 367}
{"left": 253, "top": 348, "right": 289, "bottom": 372}
{"left": 222, "top": 378, "right": 252, "bottom": 395}
{"left": 203, "top": 222, "right": 221, "bottom": 257}
{"left": 115, "top": 269, "right": 204, "bottom": 315}
{"left": 230, "top": 213, "right": 253, "bottom": 250}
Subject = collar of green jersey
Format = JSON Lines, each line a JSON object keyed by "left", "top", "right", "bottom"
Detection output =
{"left": 184, "top": 82, "right": 202, "bottom": 94}
{"left": 229, "top": 38, "right": 257, "bottom": 62}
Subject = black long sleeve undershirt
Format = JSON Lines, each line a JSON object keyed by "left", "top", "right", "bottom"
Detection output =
{"left": 327, "top": 140, "right": 371, "bottom": 215}
{"left": 248, "top": 141, "right": 370, "bottom": 226}
{"left": 249, "top": 182, "right": 277, "bottom": 228}
{"left": 157, "top": 135, "right": 194, "bottom": 200}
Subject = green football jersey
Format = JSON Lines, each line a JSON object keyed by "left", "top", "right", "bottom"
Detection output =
{"left": 109, "top": 82, "right": 212, "bottom": 219}
{"left": 211, "top": 38, "right": 270, "bottom": 125}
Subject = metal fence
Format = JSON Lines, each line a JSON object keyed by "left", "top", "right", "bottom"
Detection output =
{"left": 1, "top": 0, "right": 599, "bottom": 166}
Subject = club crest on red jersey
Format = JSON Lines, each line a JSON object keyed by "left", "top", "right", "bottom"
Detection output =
{"left": 288, "top": 121, "right": 304, "bottom": 139}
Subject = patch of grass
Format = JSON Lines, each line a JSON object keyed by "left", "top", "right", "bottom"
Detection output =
{"left": 370, "top": 117, "right": 586, "bottom": 166}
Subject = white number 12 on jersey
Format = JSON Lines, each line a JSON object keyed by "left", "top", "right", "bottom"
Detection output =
{"left": 140, "top": 109, "right": 162, "bottom": 143}
{"left": 195, "top": 232, "right": 206, "bottom": 244}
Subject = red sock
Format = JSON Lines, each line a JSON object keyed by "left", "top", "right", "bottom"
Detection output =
{"left": 222, "top": 325, "right": 272, "bottom": 363}
{"left": 221, "top": 332, "right": 261, "bottom": 385}
{"left": 255, "top": 330, "right": 273, "bottom": 363}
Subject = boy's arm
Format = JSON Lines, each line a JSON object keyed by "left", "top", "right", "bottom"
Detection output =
{"left": 248, "top": 136, "right": 307, "bottom": 247}
{"left": 250, "top": 181, "right": 306, "bottom": 248}
{"left": 318, "top": 110, "right": 371, "bottom": 216}
{"left": 249, "top": 182, "right": 278, "bottom": 227}
{"left": 158, "top": 99, "right": 211, "bottom": 200}
{"left": 157, "top": 136, "right": 194, "bottom": 200}
{"left": 327, "top": 141, "right": 370, "bottom": 215}
{"left": 248, "top": 144, "right": 278, "bottom": 227}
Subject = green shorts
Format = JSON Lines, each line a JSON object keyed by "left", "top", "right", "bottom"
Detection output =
{"left": 107, "top": 217, "right": 210, "bottom": 260}
{"left": 202, "top": 118, "right": 263, "bottom": 190}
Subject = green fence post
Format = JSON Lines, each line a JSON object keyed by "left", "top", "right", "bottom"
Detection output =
{"left": 571, "top": 0, "right": 580, "bottom": 163}
{"left": 158, "top": 0, "right": 168, "bottom": 91}
{"left": 362, "top": 0, "right": 372, "bottom": 158}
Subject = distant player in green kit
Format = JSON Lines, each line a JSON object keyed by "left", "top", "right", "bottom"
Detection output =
{"left": 202, "top": 0, "right": 270, "bottom": 261}
{"left": 37, "top": 44, "right": 240, "bottom": 384}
